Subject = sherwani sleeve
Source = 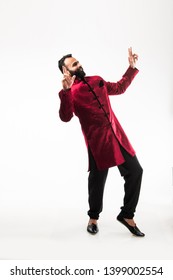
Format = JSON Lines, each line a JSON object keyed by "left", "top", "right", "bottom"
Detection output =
{"left": 59, "top": 89, "right": 74, "bottom": 122}
{"left": 106, "top": 66, "right": 139, "bottom": 95}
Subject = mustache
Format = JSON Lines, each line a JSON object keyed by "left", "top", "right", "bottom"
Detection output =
{"left": 74, "top": 67, "right": 86, "bottom": 79}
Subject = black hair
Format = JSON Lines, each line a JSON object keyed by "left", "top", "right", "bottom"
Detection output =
{"left": 58, "top": 54, "right": 72, "bottom": 73}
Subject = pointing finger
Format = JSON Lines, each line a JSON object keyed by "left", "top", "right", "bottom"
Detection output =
{"left": 72, "top": 75, "right": 76, "bottom": 82}
{"left": 128, "top": 47, "right": 133, "bottom": 56}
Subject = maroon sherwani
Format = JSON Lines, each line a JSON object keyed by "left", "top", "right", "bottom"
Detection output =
{"left": 59, "top": 66, "right": 139, "bottom": 170}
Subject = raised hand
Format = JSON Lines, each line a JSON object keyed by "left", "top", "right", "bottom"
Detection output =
{"left": 128, "top": 47, "right": 138, "bottom": 69}
{"left": 62, "top": 66, "right": 76, "bottom": 90}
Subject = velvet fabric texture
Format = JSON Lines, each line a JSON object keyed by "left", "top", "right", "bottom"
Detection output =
{"left": 59, "top": 67, "right": 139, "bottom": 170}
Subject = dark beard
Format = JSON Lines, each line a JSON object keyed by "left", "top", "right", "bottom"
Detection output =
{"left": 69, "top": 67, "right": 86, "bottom": 80}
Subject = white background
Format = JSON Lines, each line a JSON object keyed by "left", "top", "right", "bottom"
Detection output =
{"left": 0, "top": 0, "right": 173, "bottom": 260}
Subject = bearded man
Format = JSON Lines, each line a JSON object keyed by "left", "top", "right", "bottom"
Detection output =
{"left": 58, "top": 48, "right": 144, "bottom": 237}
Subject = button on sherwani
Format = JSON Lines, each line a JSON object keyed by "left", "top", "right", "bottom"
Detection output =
{"left": 59, "top": 67, "right": 139, "bottom": 170}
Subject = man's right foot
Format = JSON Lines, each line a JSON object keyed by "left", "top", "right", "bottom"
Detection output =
{"left": 87, "top": 219, "right": 99, "bottom": 234}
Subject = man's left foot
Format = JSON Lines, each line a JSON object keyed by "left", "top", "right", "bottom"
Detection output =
{"left": 117, "top": 215, "right": 145, "bottom": 237}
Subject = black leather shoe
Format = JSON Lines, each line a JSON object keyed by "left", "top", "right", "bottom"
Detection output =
{"left": 87, "top": 223, "right": 99, "bottom": 234}
{"left": 117, "top": 215, "right": 145, "bottom": 237}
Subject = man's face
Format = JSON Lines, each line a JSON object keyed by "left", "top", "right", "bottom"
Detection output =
{"left": 63, "top": 57, "right": 86, "bottom": 79}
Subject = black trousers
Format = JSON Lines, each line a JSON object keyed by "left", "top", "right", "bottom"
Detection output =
{"left": 88, "top": 145, "right": 143, "bottom": 220}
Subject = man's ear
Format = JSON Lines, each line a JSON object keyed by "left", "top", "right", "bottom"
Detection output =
{"left": 62, "top": 65, "right": 70, "bottom": 75}
{"left": 62, "top": 65, "right": 66, "bottom": 74}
